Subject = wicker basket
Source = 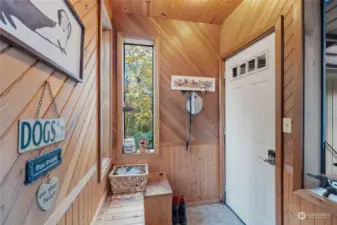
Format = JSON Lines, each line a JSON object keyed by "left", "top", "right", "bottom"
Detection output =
{"left": 109, "top": 164, "right": 148, "bottom": 194}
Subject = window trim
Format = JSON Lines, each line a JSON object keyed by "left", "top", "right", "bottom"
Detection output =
{"left": 97, "top": 1, "right": 113, "bottom": 182}
{"left": 116, "top": 33, "right": 160, "bottom": 159}
{"left": 122, "top": 42, "right": 154, "bottom": 154}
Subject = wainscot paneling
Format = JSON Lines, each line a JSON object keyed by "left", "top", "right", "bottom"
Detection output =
{"left": 55, "top": 171, "right": 108, "bottom": 225}
{"left": 117, "top": 144, "right": 220, "bottom": 202}
{"left": 0, "top": 0, "right": 112, "bottom": 224}
{"left": 283, "top": 170, "right": 337, "bottom": 225}
{"left": 112, "top": 12, "right": 221, "bottom": 203}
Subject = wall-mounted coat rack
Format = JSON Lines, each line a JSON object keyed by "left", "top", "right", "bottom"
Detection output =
{"left": 171, "top": 75, "right": 215, "bottom": 152}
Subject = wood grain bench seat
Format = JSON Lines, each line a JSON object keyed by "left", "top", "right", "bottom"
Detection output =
{"left": 100, "top": 172, "right": 172, "bottom": 225}
{"left": 103, "top": 193, "right": 145, "bottom": 225}
{"left": 144, "top": 172, "right": 173, "bottom": 225}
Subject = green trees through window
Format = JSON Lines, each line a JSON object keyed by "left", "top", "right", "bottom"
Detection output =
{"left": 124, "top": 44, "right": 154, "bottom": 151}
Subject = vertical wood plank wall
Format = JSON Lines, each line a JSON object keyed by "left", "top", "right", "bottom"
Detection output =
{"left": 112, "top": 13, "right": 221, "bottom": 203}
{"left": 221, "top": 0, "right": 337, "bottom": 224}
{"left": 56, "top": 172, "right": 108, "bottom": 225}
{"left": 0, "top": 0, "right": 112, "bottom": 224}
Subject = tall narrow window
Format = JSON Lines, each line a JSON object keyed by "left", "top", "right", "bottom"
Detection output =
{"left": 101, "top": 29, "right": 112, "bottom": 162}
{"left": 123, "top": 39, "right": 154, "bottom": 154}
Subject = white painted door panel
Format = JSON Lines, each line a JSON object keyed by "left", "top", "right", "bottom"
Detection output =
{"left": 225, "top": 33, "right": 276, "bottom": 225}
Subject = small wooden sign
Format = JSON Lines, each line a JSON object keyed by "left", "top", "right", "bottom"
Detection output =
{"left": 171, "top": 75, "right": 216, "bottom": 92}
{"left": 25, "top": 148, "right": 62, "bottom": 185}
{"left": 37, "top": 177, "right": 59, "bottom": 211}
{"left": 19, "top": 119, "right": 65, "bottom": 153}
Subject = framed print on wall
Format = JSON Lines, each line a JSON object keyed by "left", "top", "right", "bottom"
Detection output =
{"left": 0, "top": 0, "right": 85, "bottom": 82}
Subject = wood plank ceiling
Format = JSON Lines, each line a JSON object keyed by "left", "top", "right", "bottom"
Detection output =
{"left": 109, "top": 0, "right": 243, "bottom": 24}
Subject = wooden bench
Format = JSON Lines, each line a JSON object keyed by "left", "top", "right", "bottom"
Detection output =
{"left": 98, "top": 172, "right": 172, "bottom": 225}
{"left": 102, "top": 193, "right": 145, "bottom": 225}
{"left": 144, "top": 172, "right": 173, "bottom": 225}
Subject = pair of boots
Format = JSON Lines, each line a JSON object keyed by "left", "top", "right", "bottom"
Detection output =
{"left": 172, "top": 195, "right": 187, "bottom": 225}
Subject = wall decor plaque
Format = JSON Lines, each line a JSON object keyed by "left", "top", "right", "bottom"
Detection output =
{"left": 171, "top": 75, "right": 216, "bottom": 92}
{"left": 0, "top": 0, "right": 85, "bottom": 82}
{"left": 19, "top": 118, "right": 65, "bottom": 153}
{"left": 25, "top": 148, "right": 62, "bottom": 185}
{"left": 36, "top": 177, "right": 59, "bottom": 211}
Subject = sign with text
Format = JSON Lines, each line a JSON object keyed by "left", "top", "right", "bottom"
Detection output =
{"left": 18, "top": 119, "right": 65, "bottom": 153}
{"left": 25, "top": 148, "right": 62, "bottom": 185}
{"left": 37, "top": 177, "right": 59, "bottom": 211}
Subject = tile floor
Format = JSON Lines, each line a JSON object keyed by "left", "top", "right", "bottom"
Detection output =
{"left": 187, "top": 203, "right": 244, "bottom": 225}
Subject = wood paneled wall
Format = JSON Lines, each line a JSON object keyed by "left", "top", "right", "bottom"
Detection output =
{"left": 221, "top": 0, "right": 337, "bottom": 223}
{"left": 112, "top": 12, "right": 221, "bottom": 202}
{"left": 283, "top": 170, "right": 337, "bottom": 224}
{"left": 0, "top": 0, "right": 112, "bottom": 224}
{"left": 56, "top": 171, "right": 108, "bottom": 225}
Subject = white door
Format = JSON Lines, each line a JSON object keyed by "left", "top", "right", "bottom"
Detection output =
{"left": 225, "top": 33, "right": 276, "bottom": 225}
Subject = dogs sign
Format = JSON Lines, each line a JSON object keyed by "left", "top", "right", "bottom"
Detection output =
{"left": 18, "top": 119, "right": 65, "bottom": 153}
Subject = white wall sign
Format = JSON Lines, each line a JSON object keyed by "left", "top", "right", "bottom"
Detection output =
{"left": 171, "top": 75, "right": 216, "bottom": 92}
{"left": 37, "top": 177, "right": 59, "bottom": 211}
{"left": 18, "top": 119, "right": 65, "bottom": 154}
{"left": 0, "top": 0, "right": 85, "bottom": 82}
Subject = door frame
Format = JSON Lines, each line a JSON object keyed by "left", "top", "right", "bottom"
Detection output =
{"left": 219, "top": 16, "right": 284, "bottom": 225}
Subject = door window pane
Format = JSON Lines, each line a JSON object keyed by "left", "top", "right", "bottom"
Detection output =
{"left": 233, "top": 67, "right": 238, "bottom": 78}
{"left": 240, "top": 63, "right": 246, "bottom": 75}
{"left": 248, "top": 58, "right": 256, "bottom": 72}
{"left": 257, "top": 53, "right": 267, "bottom": 69}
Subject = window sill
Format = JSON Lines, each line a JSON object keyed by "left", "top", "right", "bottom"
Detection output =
{"left": 121, "top": 149, "right": 159, "bottom": 158}
{"left": 295, "top": 188, "right": 337, "bottom": 216}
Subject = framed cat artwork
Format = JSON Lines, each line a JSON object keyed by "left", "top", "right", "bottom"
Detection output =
{"left": 0, "top": 0, "right": 85, "bottom": 82}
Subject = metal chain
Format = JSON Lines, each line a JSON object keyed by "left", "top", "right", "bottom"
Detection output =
{"left": 35, "top": 82, "right": 47, "bottom": 119}
{"left": 35, "top": 81, "right": 61, "bottom": 182}
{"left": 46, "top": 80, "right": 60, "bottom": 118}
{"left": 35, "top": 82, "right": 47, "bottom": 156}
{"left": 46, "top": 80, "right": 59, "bottom": 183}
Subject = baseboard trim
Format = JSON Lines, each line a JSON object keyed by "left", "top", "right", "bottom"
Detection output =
{"left": 44, "top": 166, "right": 97, "bottom": 225}
{"left": 90, "top": 190, "right": 108, "bottom": 225}
{"left": 187, "top": 199, "right": 221, "bottom": 207}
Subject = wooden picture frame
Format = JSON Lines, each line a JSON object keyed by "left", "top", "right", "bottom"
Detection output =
{"left": 0, "top": 0, "right": 85, "bottom": 82}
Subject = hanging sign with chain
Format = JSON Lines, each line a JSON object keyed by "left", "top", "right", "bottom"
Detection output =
{"left": 18, "top": 81, "right": 65, "bottom": 154}
{"left": 21, "top": 81, "right": 63, "bottom": 212}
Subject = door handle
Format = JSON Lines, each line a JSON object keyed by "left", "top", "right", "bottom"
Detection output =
{"left": 258, "top": 155, "right": 275, "bottom": 166}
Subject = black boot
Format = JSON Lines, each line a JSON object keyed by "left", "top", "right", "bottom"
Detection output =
{"left": 172, "top": 195, "right": 179, "bottom": 225}
{"left": 179, "top": 196, "right": 187, "bottom": 225}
